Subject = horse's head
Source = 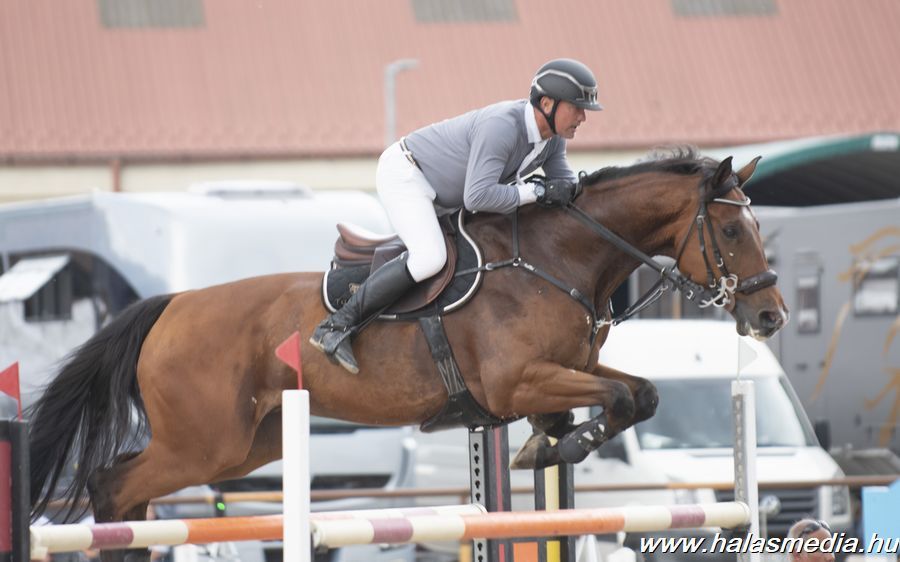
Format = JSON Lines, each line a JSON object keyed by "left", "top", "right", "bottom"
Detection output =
{"left": 674, "top": 156, "right": 789, "bottom": 339}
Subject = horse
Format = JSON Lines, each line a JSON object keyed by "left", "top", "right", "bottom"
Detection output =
{"left": 28, "top": 147, "right": 787, "bottom": 561}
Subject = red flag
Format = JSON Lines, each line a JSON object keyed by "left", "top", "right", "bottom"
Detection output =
{"left": 0, "top": 363, "right": 22, "bottom": 420}
{"left": 275, "top": 332, "right": 304, "bottom": 390}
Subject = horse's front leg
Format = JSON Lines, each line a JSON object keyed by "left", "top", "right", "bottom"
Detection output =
{"left": 503, "top": 361, "right": 658, "bottom": 470}
{"left": 494, "top": 360, "right": 634, "bottom": 469}
{"left": 555, "top": 363, "right": 659, "bottom": 464}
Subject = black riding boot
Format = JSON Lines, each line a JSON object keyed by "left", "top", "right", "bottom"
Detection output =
{"left": 310, "top": 254, "right": 417, "bottom": 374}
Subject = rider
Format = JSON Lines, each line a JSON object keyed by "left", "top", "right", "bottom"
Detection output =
{"left": 310, "top": 58, "right": 603, "bottom": 373}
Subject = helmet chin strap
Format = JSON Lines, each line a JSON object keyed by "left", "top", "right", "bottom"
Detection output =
{"left": 537, "top": 98, "right": 559, "bottom": 135}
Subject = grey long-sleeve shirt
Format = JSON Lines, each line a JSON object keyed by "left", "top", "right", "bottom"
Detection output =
{"left": 403, "top": 99, "right": 576, "bottom": 214}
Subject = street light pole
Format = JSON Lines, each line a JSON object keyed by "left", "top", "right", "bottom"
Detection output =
{"left": 384, "top": 58, "right": 419, "bottom": 147}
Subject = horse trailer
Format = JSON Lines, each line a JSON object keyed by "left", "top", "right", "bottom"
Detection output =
{"left": 0, "top": 185, "right": 419, "bottom": 562}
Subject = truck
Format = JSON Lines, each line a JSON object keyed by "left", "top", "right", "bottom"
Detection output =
{"left": 752, "top": 200, "right": 900, "bottom": 454}
{"left": 0, "top": 185, "right": 418, "bottom": 562}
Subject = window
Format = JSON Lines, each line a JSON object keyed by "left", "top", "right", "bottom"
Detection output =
{"left": 634, "top": 376, "right": 813, "bottom": 450}
{"left": 0, "top": 255, "right": 73, "bottom": 321}
{"left": 672, "top": 0, "right": 777, "bottom": 17}
{"left": 411, "top": 0, "right": 517, "bottom": 23}
{"left": 853, "top": 256, "right": 899, "bottom": 316}
{"left": 794, "top": 251, "right": 823, "bottom": 334}
{"left": 98, "top": 0, "right": 204, "bottom": 28}
{"left": 24, "top": 264, "right": 74, "bottom": 322}
{"left": 0, "top": 251, "right": 140, "bottom": 325}
{"left": 795, "top": 274, "right": 821, "bottom": 333}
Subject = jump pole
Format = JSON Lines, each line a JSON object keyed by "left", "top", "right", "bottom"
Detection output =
{"left": 277, "top": 332, "right": 311, "bottom": 562}
{"left": 29, "top": 505, "right": 486, "bottom": 557}
{"left": 311, "top": 502, "right": 752, "bottom": 548}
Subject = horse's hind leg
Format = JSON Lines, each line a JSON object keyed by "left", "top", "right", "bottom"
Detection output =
{"left": 90, "top": 447, "right": 191, "bottom": 562}
{"left": 209, "top": 409, "right": 283, "bottom": 483}
{"left": 91, "top": 436, "right": 255, "bottom": 562}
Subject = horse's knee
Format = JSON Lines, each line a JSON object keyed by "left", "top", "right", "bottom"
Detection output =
{"left": 632, "top": 380, "right": 658, "bottom": 423}
{"left": 608, "top": 383, "right": 635, "bottom": 423}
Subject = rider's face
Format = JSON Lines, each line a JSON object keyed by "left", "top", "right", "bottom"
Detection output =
{"left": 552, "top": 100, "right": 587, "bottom": 140}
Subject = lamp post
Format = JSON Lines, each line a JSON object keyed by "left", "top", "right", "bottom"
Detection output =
{"left": 384, "top": 58, "right": 419, "bottom": 147}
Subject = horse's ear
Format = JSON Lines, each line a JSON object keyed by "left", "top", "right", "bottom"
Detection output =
{"left": 704, "top": 156, "right": 737, "bottom": 201}
{"left": 736, "top": 156, "right": 762, "bottom": 187}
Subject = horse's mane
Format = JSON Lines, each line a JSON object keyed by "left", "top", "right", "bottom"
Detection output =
{"left": 582, "top": 146, "right": 719, "bottom": 188}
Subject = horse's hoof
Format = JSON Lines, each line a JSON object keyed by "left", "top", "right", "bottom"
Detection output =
{"left": 510, "top": 433, "right": 563, "bottom": 470}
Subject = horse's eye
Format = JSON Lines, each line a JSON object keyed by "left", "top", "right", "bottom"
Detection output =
{"left": 722, "top": 225, "right": 740, "bottom": 239}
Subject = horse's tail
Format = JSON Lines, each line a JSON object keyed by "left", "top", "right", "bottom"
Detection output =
{"left": 27, "top": 293, "right": 173, "bottom": 521}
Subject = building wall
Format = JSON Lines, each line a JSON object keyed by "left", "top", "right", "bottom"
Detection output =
{"left": 0, "top": 149, "right": 647, "bottom": 203}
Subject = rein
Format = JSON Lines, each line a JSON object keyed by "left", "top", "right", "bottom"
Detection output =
{"left": 457, "top": 172, "right": 778, "bottom": 339}
{"left": 456, "top": 210, "right": 605, "bottom": 343}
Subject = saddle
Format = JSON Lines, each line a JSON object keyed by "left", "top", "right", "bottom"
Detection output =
{"left": 322, "top": 209, "right": 507, "bottom": 432}
{"left": 322, "top": 210, "right": 483, "bottom": 318}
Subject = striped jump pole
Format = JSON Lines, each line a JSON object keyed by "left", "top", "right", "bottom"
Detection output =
{"left": 30, "top": 504, "right": 485, "bottom": 558}
{"left": 311, "top": 502, "right": 752, "bottom": 549}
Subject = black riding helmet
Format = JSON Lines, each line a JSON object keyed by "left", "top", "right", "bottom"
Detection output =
{"left": 529, "top": 58, "right": 603, "bottom": 134}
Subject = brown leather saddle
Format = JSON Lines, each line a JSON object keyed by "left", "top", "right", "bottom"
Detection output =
{"left": 323, "top": 210, "right": 504, "bottom": 431}
{"left": 323, "top": 211, "right": 481, "bottom": 317}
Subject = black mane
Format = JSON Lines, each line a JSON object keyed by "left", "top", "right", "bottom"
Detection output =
{"left": 582, "top": 146, "right": 719, "bottom": 187}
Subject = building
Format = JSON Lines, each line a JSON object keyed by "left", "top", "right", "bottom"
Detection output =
{"left": 1, "top": 0, "right": 899, "bottom": 200}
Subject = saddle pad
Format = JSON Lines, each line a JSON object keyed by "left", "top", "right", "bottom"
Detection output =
{"left": 322, "top": 211, "right": 483, "bottom": 319}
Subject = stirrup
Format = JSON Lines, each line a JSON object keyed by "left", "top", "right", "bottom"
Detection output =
{"left": 309, "top": 323, "right": 359, "bottom": 374}
{"left": 331, "top": 337, "right": 359, "bottom": 374}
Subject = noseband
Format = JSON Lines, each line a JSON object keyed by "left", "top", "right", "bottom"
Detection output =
{"left": 672, "top": 187, "right": 778, "bottom": 308}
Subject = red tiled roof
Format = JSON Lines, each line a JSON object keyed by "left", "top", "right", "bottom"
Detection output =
{"left": 1, "top": 0, "right": 898, "bottom": 159}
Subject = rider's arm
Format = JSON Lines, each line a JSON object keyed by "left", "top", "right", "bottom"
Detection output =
{"left": 463, "top": 116, "right": 535, "bottom": 214}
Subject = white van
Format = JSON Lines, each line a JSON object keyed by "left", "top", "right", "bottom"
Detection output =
{"left": 587, "top": 320, "right": 853, "bottom": 545}
{"left": 413, "top": 320, "right": 853, "bottom": 550}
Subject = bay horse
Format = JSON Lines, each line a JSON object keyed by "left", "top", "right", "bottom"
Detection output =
{"left": 28, "top": 148, "right": 787, "bottom": 561}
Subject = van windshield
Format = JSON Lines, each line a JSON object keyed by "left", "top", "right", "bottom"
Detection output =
{"left": 310, "top": 415, "right": 369, "bottom": 433}
{"left": 634, "top": 376, "right": 815, "bottom": 449}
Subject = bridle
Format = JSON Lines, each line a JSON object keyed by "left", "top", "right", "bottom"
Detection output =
{"left": 671, "top": 185, "right": 778, "bottom": 309}
{"left": 456, "top": 169, "right": 778, "bottom": 343}
{"left": 564, "top": 170, "right": 778, "bottom": 325}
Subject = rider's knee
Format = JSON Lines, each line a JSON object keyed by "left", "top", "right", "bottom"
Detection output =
{"left": 408, "top": 245, "right": 448, "bottom": 282}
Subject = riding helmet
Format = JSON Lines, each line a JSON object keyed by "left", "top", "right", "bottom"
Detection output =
{"left": 529, "top": 58, "right": 603, "bottom": 111}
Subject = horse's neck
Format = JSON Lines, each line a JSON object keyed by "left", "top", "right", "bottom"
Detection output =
{"left": 518, "top": 173, "right": 698, "bottom": 305}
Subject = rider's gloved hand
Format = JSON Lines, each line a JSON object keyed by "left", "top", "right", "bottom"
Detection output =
{"left": 536, "top": 178, "right": 579, "bottom": 208}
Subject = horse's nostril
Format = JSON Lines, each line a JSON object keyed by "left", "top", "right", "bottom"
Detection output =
{"left": 759, "top": 309, "right": 783, "bottom": 329}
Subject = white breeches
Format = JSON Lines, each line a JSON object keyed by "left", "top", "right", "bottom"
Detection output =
{"left": 375, "top": 142, "right": 448, "bottom": 282}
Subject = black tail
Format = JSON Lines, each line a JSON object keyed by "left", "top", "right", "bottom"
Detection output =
{"left": 27, "top": 294, "right": 173, "bottom": 521}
